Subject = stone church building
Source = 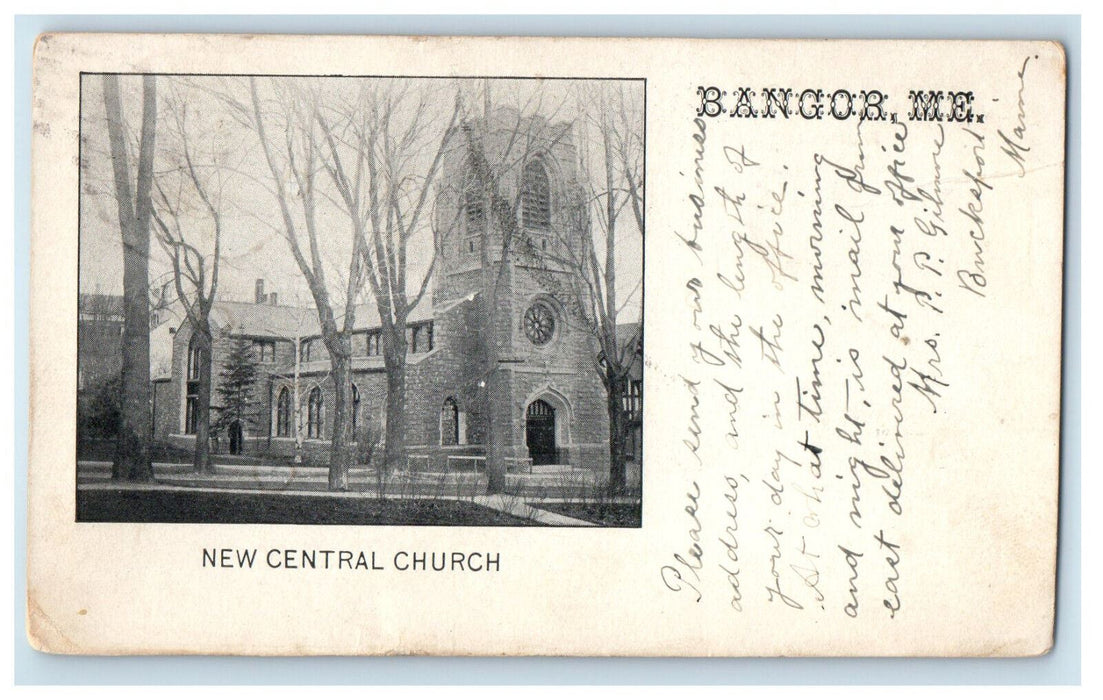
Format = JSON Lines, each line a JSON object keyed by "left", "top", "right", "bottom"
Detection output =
{"left": 152, "top": 108, "right": 642, "bottom": 475}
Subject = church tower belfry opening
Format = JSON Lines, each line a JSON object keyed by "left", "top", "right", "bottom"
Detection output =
{"left": 435, "top": 107, "right": 585, "bottom": 302}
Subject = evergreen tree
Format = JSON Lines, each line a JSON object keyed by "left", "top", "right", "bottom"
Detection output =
{"left": 214, "top": 336, "right": 260, "bottom": 438}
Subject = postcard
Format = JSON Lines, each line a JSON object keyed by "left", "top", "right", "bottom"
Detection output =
{"left": 27, "top": 34, "right": 1065, "bottom": 655}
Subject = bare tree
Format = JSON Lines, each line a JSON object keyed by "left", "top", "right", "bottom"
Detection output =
{"left": 239, "top": 77, "right": 367, "bottom": 491}
{"left": 314, "top": 82, "right": 460, "bottom": 478}
{"left": 459, "top": 82, "right": 574, "bottom": 493}
{"left": 576, "top": 83, "right": 644, "bottom": 494}
{"left": 202, "top": 77, "right": 458, "bottom": 488}
{"left": 102, "top": 74, "right": 157, "bottom": 482}
{"left": 516, "top": 82, "right": 644, "bottom": 493}
{"left": 149, "top": 83, "right": 225, "bottom": 474}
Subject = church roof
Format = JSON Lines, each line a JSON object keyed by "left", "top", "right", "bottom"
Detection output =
{"left": 208, "top": 299, "right": 435, "bottom": 340}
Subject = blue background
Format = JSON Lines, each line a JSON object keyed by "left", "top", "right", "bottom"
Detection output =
{"left": 13, "top": 14, "right": 1081, "bottom": 685}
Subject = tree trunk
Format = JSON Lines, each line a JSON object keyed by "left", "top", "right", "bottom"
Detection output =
{"left": 104, "top": 74, "right": 156, "bottom": 482}
{"left": 475, "top": 85, "right": 509, "bottom": 496}
{"left": 485, "top": 365, "right": 508, "bottom": 495}
{"left": 607, "top": 374, "right": 628, "bottom": 495}
{"left": 383, "top": 347, "right": 407, "bottom": 476}
{"left": 193, "top": 330, "right": 213, "bottom": 474}
{"left": 328, "top": 349, "right": 354, "bottom": 491}
{"left": 115, "top": 238, "right": 153, "bottom": 481}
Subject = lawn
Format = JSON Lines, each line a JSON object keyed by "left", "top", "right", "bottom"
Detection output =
{"left": 536, "top": 502, "right": 642, "bottom": 527}
{"left": 77, "top": 488, "right": 532, "bottom": 526}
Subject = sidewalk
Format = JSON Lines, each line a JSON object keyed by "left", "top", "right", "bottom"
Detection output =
{"left": 78, "top": 460, "right": 606, "bottom": 493}
{"left": 472, "top": 494, "right": 594, "bottom": 526}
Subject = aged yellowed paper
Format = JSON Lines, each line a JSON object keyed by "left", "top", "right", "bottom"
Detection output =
{"left": 28, "top": 34, "right": 1064, "bottom": 656}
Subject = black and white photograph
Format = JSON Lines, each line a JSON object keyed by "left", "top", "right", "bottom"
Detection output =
{"left": 75, "top": 74, "right": 645, "bottom": 527}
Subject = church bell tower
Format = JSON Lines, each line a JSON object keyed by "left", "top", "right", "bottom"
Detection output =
{"left": 433, "top": 104, "right": 610, "bottom": 476}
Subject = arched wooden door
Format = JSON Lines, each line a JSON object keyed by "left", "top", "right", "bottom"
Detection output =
{"left": 525, "top": 399, "right": 557, "bottom": 466}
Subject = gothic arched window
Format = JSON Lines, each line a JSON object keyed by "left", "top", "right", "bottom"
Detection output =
{"left": 440, "top": 397, "right": 459, "bottom": 446}
{"left": 352, "top": 383, "right": 361, "bottom": 433}
{"left": 187, "top": 335, "right": 202, "bottom": 381}
{"left": 522, "top": 159, "right": 551, "bottom": 231}
{"left": 276, "top": 387, "right": 291, "bottom": 438}
{"left": 307, "top": 387, "right": 324, "bottom": 439}
{"left": 185, "top": 334, "right": 203, "bottom": 434}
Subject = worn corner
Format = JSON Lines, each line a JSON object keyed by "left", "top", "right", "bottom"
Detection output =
{"left": 31, "top": 32, "right": 59, "bottom": 65}
{"left": 1043, "top": 40, "right": 1068, "bottom": 78}
{"left": 25, "top": 593, "right": 79, "bottom": 655}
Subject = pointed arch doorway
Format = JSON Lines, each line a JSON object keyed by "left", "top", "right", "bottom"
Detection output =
{"left": 525, "top": 399, "right": 558, "bottom": 466}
